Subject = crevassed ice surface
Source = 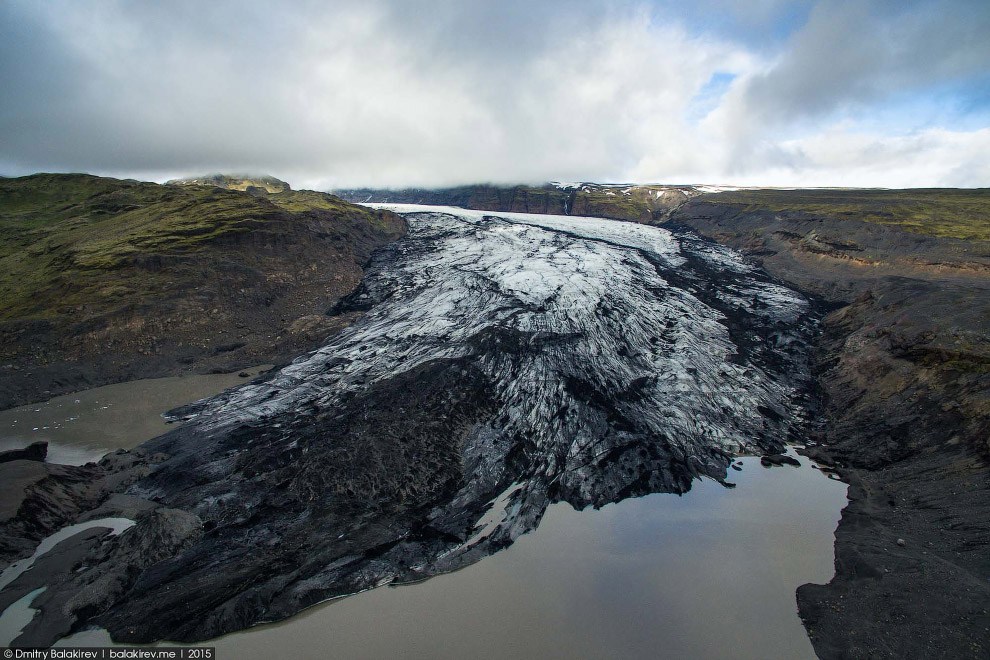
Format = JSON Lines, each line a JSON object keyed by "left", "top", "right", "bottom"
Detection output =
{"left": 200, "top": 206, "right": 807, "bottom": 439}
{"left": 16, "top": 207, "right": 820, "bottom": 643}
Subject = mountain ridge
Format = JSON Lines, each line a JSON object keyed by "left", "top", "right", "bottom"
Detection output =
{"left": 167, "top": 174, "right": 292, "bottom": 194}
{"left": 337, "top": 182, "right": 990, "bottom": 240}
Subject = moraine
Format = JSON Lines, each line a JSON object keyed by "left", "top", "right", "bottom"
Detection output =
{"left": 4, "top": 206, "right": 825, "bottom": 645}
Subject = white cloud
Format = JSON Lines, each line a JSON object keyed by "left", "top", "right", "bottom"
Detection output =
{"left": 0, "top": 0, "right": 987, "bottom": 188}
{"left": 746, "top": 126, "right": 990, "bottom": 188}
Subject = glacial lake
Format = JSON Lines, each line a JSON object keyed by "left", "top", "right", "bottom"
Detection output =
{"left": 201, "top": 450, "right": 846, "bottom": 660}
{"left": 1, "top": 372, "right": 849, "bottom": 659}
{"left": 0, "top": 365, "right": 272, "bottom": 465}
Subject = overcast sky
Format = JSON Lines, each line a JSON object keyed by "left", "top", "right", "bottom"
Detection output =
{"left": 1, "top": 0, "right": 988, "bottom": 189}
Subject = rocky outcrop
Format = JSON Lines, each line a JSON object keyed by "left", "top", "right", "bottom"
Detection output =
{"left": 166, "top": 174, "right": 292, "bottom": 193}
{"left": 13, "top": 508, "right": 204, "bottom": 647}
{"left": 0, "top": 449, "right": 168, "bottom": 567}
{"left": 0, "top": 441, "right": 47, "bottom": 463}
{"left": 760, "top": 453, "right": 801, "bottom": 467}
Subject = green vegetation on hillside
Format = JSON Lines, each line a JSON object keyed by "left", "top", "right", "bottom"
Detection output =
{"left": 0, "top": 173, "right": 390, "bottom": 322}
{"left": 267, "top": 190, "right": 396, "bottom": 232}
{"left": 568, "top": 185, "right": 690, "bottom": 222}
{"left": 705, "top": 188, "right": 990, "bottom": 241}
{"left": 166, "top": 174, "right": 291, "bottom": 193}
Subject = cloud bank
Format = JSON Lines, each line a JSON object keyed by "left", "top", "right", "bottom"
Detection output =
{"left": 1, "top": 0, "right": 987, "bottom": 188}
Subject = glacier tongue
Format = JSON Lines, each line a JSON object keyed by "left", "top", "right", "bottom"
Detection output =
{"left": 21, "top": 207, "right": 819, "bottom": 644}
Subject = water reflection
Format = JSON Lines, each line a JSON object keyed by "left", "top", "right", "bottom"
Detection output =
{"left": 61, "top": 450, "right": 846, "bottom": 660}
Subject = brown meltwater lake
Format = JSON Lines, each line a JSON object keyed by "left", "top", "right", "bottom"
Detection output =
{"left": 194, "top": 451, "right": 846, "bottom": 659}
{"left": 0, "top": 365, "right": 272, "bottom": 465}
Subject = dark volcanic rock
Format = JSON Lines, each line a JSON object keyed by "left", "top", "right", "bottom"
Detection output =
{"left": 0, "top": 461, "right": 106, "bottom": 565}
{"left": 0, "top": 527, "right": 114, "bottom": 622}
{"left": 792, "top": 281, "right": 990, "bottom": 659}
{"left": 760, "top": 453, "right": 801, "bottom": 467}
{"left": 0, "top": 449, "right": 167, "bottom": 569}
{"left": 0, "top": 441, "right": 47, "bottom": 463}
{"left": 13, "top": 508, "right": 203, "bottom": 647}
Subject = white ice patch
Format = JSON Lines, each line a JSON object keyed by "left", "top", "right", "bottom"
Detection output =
{"left": 0, "top": 518, "right": 135, "bottom": 593}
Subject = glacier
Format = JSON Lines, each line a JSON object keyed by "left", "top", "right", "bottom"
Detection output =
{"left": 7, "top": 206, "right": 820, "bottom": 644}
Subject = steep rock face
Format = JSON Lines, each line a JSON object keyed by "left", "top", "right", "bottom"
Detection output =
{"left": 666, "top": 199, "right": 990, "bottom": 299}
{"left": 3, "top": 207, "right": 818, "bottom": 645}
{"left": 794, "top": 281, "right": 990, "bottom": 659}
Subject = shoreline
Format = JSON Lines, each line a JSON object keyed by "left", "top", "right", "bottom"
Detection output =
{"left": 0, "top": 365, "right": 274, "bottom": 465}
{"left": 666, "top": 201, "right": 990, "bottom": 659}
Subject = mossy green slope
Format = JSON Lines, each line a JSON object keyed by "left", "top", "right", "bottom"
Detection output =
{"left": 0, "top": 174, "right": 394, "bottom": 322}
{"left": 166, "top": 174, "right": 291, "bottom": 193}
{"left": 0, "top": 173, "right": 406, "bottom": 408}
{"left": 688, "top": 188, "right": 990, "bottom": 241}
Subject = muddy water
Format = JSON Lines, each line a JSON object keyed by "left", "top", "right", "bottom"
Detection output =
{"left": 58, "top": 451, "right": 846, "bottom": 659}
{"left": 0, "top": 366, "right": 272, "bottom": 465}
{"left": 208, "top": 452, "right": 845, "bottom": 660}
